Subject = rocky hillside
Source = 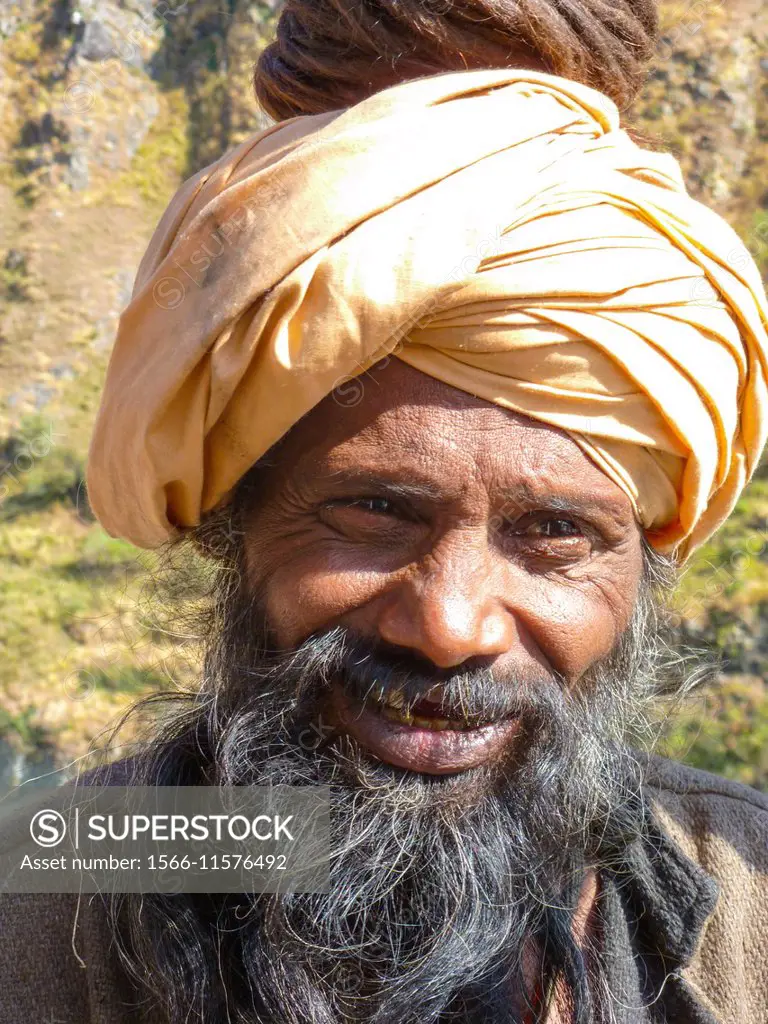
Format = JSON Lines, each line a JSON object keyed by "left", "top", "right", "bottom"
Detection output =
{"left": 0, "top": 0, "right": 766, "bottom": 791}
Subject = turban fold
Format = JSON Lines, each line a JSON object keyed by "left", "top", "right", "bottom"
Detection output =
{"left": 86, "top": 69, "right": 768, "bottom": 559}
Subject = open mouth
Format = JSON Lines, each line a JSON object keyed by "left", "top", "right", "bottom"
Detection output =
{"left": 329, "top": 683, "right": 521, "bottom": 775}
{"left": 370, "top": 686, "right": 495, "bottom": 731}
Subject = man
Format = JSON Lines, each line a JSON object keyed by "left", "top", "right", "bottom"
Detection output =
{"left": 1, "top": 65, "right": 768, "bottom": 1024}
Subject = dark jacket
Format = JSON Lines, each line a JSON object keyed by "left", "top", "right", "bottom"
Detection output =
{"left": 0, "top": 754, "right": 766, "bottom": 1024}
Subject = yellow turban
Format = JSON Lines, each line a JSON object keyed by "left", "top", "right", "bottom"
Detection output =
{"left": 86, "top": 69, "right": 768, "bottom": 560}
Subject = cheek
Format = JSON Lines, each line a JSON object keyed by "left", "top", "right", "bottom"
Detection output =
{"left": 521, "top": 571, "right": 640, "bottom": 682}
{"left": 252, "top": 549, "right": 393, "bottom": 648}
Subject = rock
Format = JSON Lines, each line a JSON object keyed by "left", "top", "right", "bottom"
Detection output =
{"left": 0, "top": 9, "right": 20, "bottom": 37}
{"left": 32, "top": 383, "right": 55, "bottom": 410}
{"left": 114, "top": 267, "right": 134, "bottom": 307}
{"left": 120, "top": 0, "right": 156, "bottom": 21}
{"left": 0, "top": 738, "right": 59, "bottom": 800}
{"left": 692, "top": 56, "right": 716, "bottom": 78}
{"left": 60, "top": 84, "right": 159, "bottom": 185}
{"left": 122, "top": 91, "right": 160, "bottom": 161}
{"left": 92, "top": 268, "right": 138, "bottom": 351}
{"left": 69, "top": 0, "right": 155, "bottom": 70}
{"left": 65, "top": 148, "right": 90, "bottom": 191}
{"left": 40, "top": 0, "right": 163, "bottom": 192}
{"left": 50, "top": 362, "right": 75, "bottom": 381}
{"left": 4, "top": 249, "right": 27, "bottom": 273}
{"left": 248, "top": 0, "right": 282, "bottom": 13}
{"left": 687, "top": 81, "right": 714, "bottom": 101}
{"left": 78, "top": 18, "right": 118, "bottom": 61}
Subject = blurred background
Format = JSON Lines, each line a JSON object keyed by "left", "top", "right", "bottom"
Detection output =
{"left": 0, "top": 0, "right": 766, "bottom": 795}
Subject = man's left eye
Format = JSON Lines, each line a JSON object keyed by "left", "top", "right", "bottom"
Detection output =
{"left": 347, "top": 497, "right": 397, "bottom": 516}
{"left": 509, "top": 515, "right": 592, "bottom": 563}
{"left": 528, "top": 517, "right": 582, "bottom": 538}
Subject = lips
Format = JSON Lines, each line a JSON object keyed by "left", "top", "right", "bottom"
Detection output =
{"left": 329, "top": 684, "right": 521, "bottom": 775}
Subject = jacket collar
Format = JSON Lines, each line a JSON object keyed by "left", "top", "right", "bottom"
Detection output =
{"left": 596, "top": 787, "right": 721, "bottom": 1023}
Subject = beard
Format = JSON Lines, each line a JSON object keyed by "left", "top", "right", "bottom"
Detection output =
{"left": 105, "top": 533, "right": 682, "bottom": 1024}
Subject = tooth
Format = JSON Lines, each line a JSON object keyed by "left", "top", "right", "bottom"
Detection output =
{"left": 381, "top": 705, "right": 413, "bottom": 726}
{"left": 412, "top": 715, "right": 452, "bottom": 730}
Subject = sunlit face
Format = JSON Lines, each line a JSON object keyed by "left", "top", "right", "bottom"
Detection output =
{"left": 241, "top": 358, "right": 644, "bottom": 775}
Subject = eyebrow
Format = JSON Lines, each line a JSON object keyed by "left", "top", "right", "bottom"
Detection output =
{"left": 319, "top": 470, "right": 451, "bottom": 505}
{"left": 494, "top": 483, "right": 628, "bottom": 522}
{"left": 319, "top": 472, "right": 625, "bottom": 520}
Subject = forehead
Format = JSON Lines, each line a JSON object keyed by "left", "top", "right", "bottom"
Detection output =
{"left": 279, "top": 359, "right": 634, "bottom": 513}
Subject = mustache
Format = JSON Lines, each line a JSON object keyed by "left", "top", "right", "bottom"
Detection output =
{"left": 252, "top": 626, "right": 565, "bottom": 730}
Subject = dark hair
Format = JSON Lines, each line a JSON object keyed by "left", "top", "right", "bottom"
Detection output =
{"left": 254, "top": 0, "right": 659, "bottom": 120}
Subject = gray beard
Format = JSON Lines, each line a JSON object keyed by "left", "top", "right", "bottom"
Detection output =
{"left": 106, "top": 542, "right": 683, "bottom": 1024}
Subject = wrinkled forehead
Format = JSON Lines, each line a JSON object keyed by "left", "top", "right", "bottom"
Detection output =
{"left": 266, "top": 358, "right": 638, "bottom": 520}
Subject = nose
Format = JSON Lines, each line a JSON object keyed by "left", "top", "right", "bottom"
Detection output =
{"left": 376, "top": 531, "right": 518, "bottom": 668}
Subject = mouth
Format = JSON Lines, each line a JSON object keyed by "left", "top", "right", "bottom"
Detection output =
{"left": 329, "top": 684, "right": 521, "bottom": 775}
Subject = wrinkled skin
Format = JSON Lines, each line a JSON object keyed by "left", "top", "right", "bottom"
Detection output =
{"left": 107, "top": 359, "right": 661, "bottom": 1024}
{"left": 242, "top": 358, "right": 645, "bottom": 774}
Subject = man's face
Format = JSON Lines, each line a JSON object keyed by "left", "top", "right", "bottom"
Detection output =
{"left": 240, "top": 359, "right": 645, "bottom": 776}
{"left": 119, "top": 361, "right": 665, "bottom": 1024}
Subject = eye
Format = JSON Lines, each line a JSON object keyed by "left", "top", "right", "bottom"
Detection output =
{"left": 318, "top": 494, "right": 426, "bottom": 548}
{"left": 493, "top": 511, "right": 593, "bottom": 565}
{"left": 337, "top": 497, "right": 398, "bottom": 517}
{"left": 527, "top": 517, "right": 582, "bottom": 538}
{"left": 319, "top": 495, "right": 415, "bottom": 535}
